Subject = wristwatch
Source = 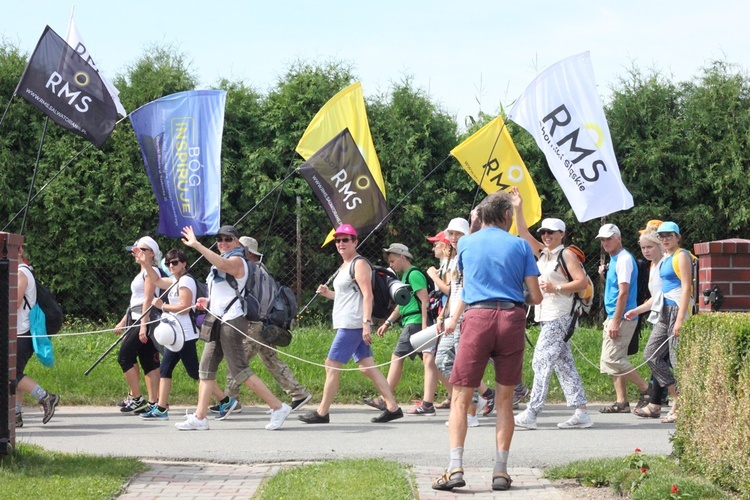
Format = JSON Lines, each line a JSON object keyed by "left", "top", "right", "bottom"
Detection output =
{"left": 363, "top": 319, "right": 372, "bottom": 324}
{"left": 385, "top": 319, "right": 393, "bottom": 326}
{"left": 556, "top": 284, "right": 562, "bottom": 293}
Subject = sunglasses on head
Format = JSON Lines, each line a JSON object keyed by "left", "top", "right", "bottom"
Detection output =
{"left": 335, "top": 237, "right": 352, "bottom": 244}
{"left": 538, "top": 229, "right": 560, "bottom": 236}
{"left": 215, "top": 236, "right": 234, "bottom": 243}
{"left": 167, "top": 259, "right": 183, "bottom": 267}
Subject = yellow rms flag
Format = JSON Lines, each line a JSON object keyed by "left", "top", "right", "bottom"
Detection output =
{"left": 450, "top": 116, "right": 541, "bottom": 234}
{"left": 296, "top": 82, "right": 385, "bottom": 245}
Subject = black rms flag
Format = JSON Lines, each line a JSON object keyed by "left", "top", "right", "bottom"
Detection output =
{"left": 299, "top": 128, "right": 389, "bottom": 237}
{"left": 15, "top": 26, "right": 117, "bottom": 148}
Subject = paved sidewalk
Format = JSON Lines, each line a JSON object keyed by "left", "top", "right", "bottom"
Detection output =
{"left": 119, "top": 461, "right": 564, "bottom": 499}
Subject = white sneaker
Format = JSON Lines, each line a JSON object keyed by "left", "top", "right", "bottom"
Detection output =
{"left": 514, "top": 409, "right": 537, "bottom": 429}
{"left": 446, "top": 414, "right": 480, "bottom": 427}
{"left": 266, "top": 402, "right": 292, "bottom": 430}
{"left": 467, "top": 414, "right": 480, "bottom": 427}
{"left": 557, "top": 412, "right": 593, "bottom": 429}
{"left": 175, "top": 413, "right": 209, "bottom": 431}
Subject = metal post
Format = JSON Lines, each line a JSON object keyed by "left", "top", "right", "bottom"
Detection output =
{"left": 296, "top": 196, "right": 302, "bottom": 303}
{"left": 0, "top": 239, "right": 11, "bottom": 455}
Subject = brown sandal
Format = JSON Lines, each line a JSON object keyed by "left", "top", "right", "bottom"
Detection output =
{"left": 492, "top": 472, "right": 513, "bottom": 491}
{"left": 633, "top": 405, "right": 661, "bottom": 419}
{"left": 599, "top": 401, "right": 630, "bottom": 413}
{"left": 435, "top": 399, "right": 451, "bottom": 409}
{"left": 432, "top": 468, "right": 465, "bottom": 491}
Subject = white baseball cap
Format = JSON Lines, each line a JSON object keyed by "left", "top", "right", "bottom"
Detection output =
{"left": 596, "top": 224, "right": 621, "bottom": 239}
{"left": 537, "top": 218, "right": 566, "bottom": 233}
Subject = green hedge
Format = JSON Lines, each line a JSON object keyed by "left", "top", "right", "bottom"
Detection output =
{"left": 674, "top": 313, "right": 750, "bottom": 496}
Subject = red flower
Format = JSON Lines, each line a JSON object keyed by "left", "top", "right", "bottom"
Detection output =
{"left": 671, "top": 484, "right": 680, "bottom": 494}
{"left": 635, "top": 447, "right": 642, "bottom": 453}
{"left": 640, "top": 467, "right": 648, "bottom": 474}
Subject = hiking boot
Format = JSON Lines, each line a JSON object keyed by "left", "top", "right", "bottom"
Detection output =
{"left": 514, "top": 409, "right": 537, "bottom": 430}
{"left": 140, "top": 407, "right": 169, "bottom": 420}
{"left": 371, "top": 407, "right": 404, "bottom": 423}
{"left": 215, "top": 397, "right": 238, "bottom": 421}
{"left": 407, "top": 403, "right": 436, "bottom": 416}
{"left": 120, "top": 396, "right": 147, "bottom": 414}
{"left": 175, "top": 413, "right": 209, "bottom": 431}
{"left": 291, "top": 394, "right": 312, "bottom": 411}
{"left": 40, "top": 393, "right": 59, "bottom": 424}
{"left": 363, "top": 396, "right": 386, "bottom": 411}
{"left": 482, "top": 390, "right": 495, "bottom": 417}
{"left": 266, "top": 403, "right": 292, "bottom": 430}
{"left": 15, "top": 412, "right": 23, "bottom": 428}
{"left": 134, "top": 402, "right": 156, "bottom": 415}
{"left": 298, "top": 410, "right": 330, "bottom": 424}
{"left": 557, "top": 412, "right": 593, "bottom": 429}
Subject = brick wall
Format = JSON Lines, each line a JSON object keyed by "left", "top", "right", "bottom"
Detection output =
{"left": 1, "top": 232, "right": 22, "bottom": 454}
{"left": 694, "top": 238, "right": 750, "bottom": 313}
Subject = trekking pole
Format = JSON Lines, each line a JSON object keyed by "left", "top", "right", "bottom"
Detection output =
{"left": 296, "top": 155, "right": 452, "bottom": 319}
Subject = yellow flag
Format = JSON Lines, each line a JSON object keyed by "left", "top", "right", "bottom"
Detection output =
{"left": 296, "top": 82, "right": 385, "bottom": 245}
{"left": 450, "top": 116, "right": 542, "bottom": 234}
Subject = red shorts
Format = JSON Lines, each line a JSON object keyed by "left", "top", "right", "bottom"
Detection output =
{"left": 449, "top": 305, "right": 526, "bottom": 388}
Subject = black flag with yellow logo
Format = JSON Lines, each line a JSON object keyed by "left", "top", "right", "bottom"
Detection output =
{"left": 299, "top": 128, "right": 389, "bottom": 237}
{"left": 15, "top": 26, "right": 117, "bottom": 148}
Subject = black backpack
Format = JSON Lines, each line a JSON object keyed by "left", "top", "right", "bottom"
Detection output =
{"left": 20, "top": 265, "right": 64, "bottom": 335}
{"left": 345, "top": 256, "right": 402, "bottom": 320}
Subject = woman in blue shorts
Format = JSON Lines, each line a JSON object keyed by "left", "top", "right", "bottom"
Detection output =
{"left": 299, "top": 224, "right": 403, "bottom": 424}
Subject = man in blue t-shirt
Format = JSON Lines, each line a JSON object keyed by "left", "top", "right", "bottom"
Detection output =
{"left": 596, "top": 224, "right": 650, "bottom": 415}
{"left": 432, "top": 192, "right": 542, "bottom": 493}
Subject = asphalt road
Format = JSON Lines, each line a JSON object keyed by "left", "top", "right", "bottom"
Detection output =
{"left": 16, "top": 403, "right": 674, "bottom": 468}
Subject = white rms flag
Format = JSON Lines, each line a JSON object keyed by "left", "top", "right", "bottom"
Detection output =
{"left": 66, "top": 15, "right": 127, "bottom": 117}
{"left": 507, "top": 52, "right": 633, "bottom": 222}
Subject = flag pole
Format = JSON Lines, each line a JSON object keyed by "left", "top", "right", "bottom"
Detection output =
{"left": 296, "top": 154, "right": 452, "bottom": 318}
{"left": 20, "top": 117, "right": 49, "bottom": 235}
{"left": 0, "top": 95, "right": 14, "bottom": 130}
{"left": 259, "top": 158, "right": 298, "bottom": 259}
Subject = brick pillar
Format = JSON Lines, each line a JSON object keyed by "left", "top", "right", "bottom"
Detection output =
{"left": 1, "top": 232, "right": 23, "bottom": 455}
{"left": 694, "top": 238, "right": 750, "bottom": 313}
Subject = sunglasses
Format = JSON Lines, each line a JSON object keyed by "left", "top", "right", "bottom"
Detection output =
{"left": 137, "top": 247, "right": 152, "bottom": 252}
{"left": 657, "top": 232, "right": 676, "bottom": 239}
{"left": 215, "top": 236, "right": 234, "bottom": 243}
{"left": 335, "top": 237, "right": 352, "bottom": 244}
{"left": 167, "top": 259, "right": 183, "bottom": 267}
{"left": 538, "top": 229, "right": 560, "bottom": 236}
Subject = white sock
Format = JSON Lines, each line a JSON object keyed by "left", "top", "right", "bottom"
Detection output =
{"left": 494, "top": 449, "right": 509, "bottom": 474}
{"left": 448, "top": 447, "right": 464, "bottom": 471}
{"left": 575, "top": 408, "right": 588, "bottom": 416}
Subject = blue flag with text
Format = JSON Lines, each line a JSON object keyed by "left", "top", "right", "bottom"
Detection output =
{"left": 130, "top": 90, "right": 226, "bottom": 238}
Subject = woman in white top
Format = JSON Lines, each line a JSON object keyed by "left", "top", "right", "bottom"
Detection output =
{"left": 625, "top": 225, "right": 667, "bottom": 419}
{"left": 176, "top": 225, "right": 291, "bottom": 431}
{"left": 114, "top": 236, "right": 162, "bottom": 414}
{"left": 137, "top": 248, "right": 202, "bottom": 420}
{"left": 299, "top": 224, "right": 402, "bottom": 424}
{"left": 15, "top": 246, "right": 59, "bottom": 427}
{"left": 511, "top": 187, "right": 592, "bottom": 430}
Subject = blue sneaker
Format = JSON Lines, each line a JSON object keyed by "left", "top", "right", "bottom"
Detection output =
{"left": 140, "top": 406, "right": 169, "bottom": 420}
{"left": 215, "top": 397, "right": 238, "bottom": 420}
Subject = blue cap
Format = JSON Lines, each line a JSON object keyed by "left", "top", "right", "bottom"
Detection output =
{"left": 656, "top": 221, "right": 680, "bottom": 235}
